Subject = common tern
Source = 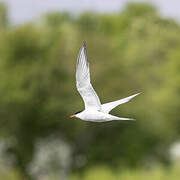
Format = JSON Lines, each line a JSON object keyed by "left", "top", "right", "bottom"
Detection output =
{"left": 70, "top": 42, "right": 140, "bottom": 122}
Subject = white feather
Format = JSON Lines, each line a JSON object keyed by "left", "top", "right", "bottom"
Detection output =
{"left": 76, "top": 42, "right": 101, "bottom": 110}
{"left": 101, "top": 93, "right": 140, "bottom": 113}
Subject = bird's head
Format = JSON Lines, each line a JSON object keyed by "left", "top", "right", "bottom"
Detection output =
{"left": 70, "top": 110, "right": 83, "bottom": 119}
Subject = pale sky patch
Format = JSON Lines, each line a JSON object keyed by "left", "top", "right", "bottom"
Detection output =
{"left": 0, "top": 0, "right": 180, "bottom": 24}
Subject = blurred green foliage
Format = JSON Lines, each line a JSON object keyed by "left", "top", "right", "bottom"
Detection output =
{"left": 0, "top": 1, "right": 180, "bottom": 179}
{"left": 0, "top": 3, "right": 7, "bottom": 28}
{"left": 69, "top": 164, "right": 180, "bottom": 180}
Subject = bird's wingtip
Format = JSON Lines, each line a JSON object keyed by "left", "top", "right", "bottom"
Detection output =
{"left": 82, "top": 41, "right": 86, "bottom": 47}
{"left": 134, "top": 92, "right": 142, "bottom": 96}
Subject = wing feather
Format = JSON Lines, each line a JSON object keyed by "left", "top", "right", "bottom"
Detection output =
{"left": 76, "top": 42, "right": 101, "bottom": 110}
{"left": 101, "top": 93, "right": 140, "bottom": 113}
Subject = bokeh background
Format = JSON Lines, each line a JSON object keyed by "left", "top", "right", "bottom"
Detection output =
{"left": 0, "top": 0, "right": 180, "bottom": 179}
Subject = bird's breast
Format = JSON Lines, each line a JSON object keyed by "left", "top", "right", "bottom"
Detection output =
{"left": 82, "top": 110, "right": 107, "bottom": 122}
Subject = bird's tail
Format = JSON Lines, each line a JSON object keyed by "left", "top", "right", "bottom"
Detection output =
{"left": 113, "top": 116, "right": 135, "bottom": 121}
{"left": 107, "top": 114, "right": 135, "bottom": 121}
{"left": 115, "top": 117, "right": 135, "bottom": 121}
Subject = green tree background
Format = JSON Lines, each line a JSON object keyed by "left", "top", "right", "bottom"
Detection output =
{"left": 0, "top": 2, "right": 180, "bottom": 180}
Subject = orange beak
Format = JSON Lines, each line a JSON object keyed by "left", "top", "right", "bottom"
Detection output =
{"left": 70, "top": 115, "right": 76, "bottom": 118}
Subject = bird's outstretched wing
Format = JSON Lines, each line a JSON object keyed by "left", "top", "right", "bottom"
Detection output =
{"left": 76, "top": 42, "right": 101, "bottom": 110}
{"left": 101, "top": 93, "right": 140, "bottom": 113}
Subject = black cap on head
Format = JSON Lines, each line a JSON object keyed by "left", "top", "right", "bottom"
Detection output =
{"left": 75, "top": 110, "right": 83, "bottom": 115}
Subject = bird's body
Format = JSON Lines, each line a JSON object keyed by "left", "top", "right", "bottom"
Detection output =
{"left": 70, "top": 42, "right": 140, "bottom": 122}
{"left": 75, "top": 110, "right": 134, "bottom": 122}
{"left": 75, "top": 110, "right": 108, "bottom": 122}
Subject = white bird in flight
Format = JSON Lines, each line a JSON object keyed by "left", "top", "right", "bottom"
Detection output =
{"left": 70, "top": 42, "right": 140, "bottom": 122}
